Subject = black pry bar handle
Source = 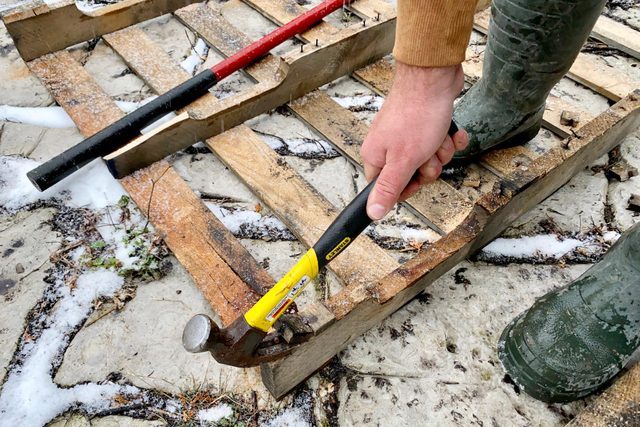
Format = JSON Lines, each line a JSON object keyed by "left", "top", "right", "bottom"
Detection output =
{"left": 312, "top": 120, "right": 459, "bottom": 270}
{"left": 27, "top": 70, "right": 218, "bottom": 191}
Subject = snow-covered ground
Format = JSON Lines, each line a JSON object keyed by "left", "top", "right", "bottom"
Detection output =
{"left": 0, "top": 0, "right": 639, "bottom": 425}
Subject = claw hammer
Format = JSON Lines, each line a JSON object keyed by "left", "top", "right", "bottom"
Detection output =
{"left": 182, "top": 121, "right": 459, "bottom": 367}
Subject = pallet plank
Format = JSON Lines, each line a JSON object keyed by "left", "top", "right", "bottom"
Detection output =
{"left": 28, "top": 50, "right": 264, "bottom": 325}
{"left": 473, "top": 9, "right": 640, "bottom": 102}
{"left": 207, "top": 125, "right": 399, "bottom": 290}
{"left": 2, "top": 0, "right": 200, "bottom": 62}
{"left": 567, "top": 363, "right": 640, "bottom": 427}
{"left": 263, "top": 92, "right": 640, "bottom": 398}
{"left": 592, "top": 15, "right": 640, "bottom": 60}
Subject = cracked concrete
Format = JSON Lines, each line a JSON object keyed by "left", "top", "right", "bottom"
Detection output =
{"left": 0, "top": 209, "right": 61, "bottom": 384}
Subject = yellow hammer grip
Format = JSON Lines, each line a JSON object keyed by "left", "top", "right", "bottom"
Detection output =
{"left": 244, "top": 248, "right": 319, "bottom": 332}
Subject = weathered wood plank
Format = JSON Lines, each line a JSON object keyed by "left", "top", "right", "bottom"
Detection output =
{"left": 207, "top": 125, "right": 399, "bottom": 291}
{"left": 263, "top": 92, "right": 640, "bottom": 398}
{"left": 2, "top": 0, "right": 200, "bottom": 61}
{"left": 121, "top": 161, "right": 262, "bottom": 323}
{"left": 592, "top": 15, "right": 640, "bottom": 60}
{"left": 174, "top": 2, "right": 280, "bottom": 83}
{"left": 473, "top": 9, "right": 639, "bottom": 102}
{"left": 29, "top": 50, "right": 263, "bottom": 325}
{"left": 567, "top": 363, "right": 639, "bottom": 427}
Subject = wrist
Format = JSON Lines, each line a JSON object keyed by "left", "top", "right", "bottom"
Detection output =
{"left": 391, "top": 62, "right": 463, "bottom": 102}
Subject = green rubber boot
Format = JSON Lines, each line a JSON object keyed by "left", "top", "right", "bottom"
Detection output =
{"left": 498, "top": 223, "right": 640, "bottom": 403}
{"left": 452, "top": 0, "right": 607, "bottom": 161}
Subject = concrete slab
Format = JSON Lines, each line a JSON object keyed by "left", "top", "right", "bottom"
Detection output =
{"left": 338, "top": 262, "right": 592, "bottom": 426}
{"left": 0, "top": 208, "right": 61, "bottom": 383}
{"left": 54, "top": 256, "right": 279, "bottom": 408}
{"left": 503, "top": 170, "right": 609, "bottom": 237}
{"left": 0, "top": 22, "right": 53, "bottom": 108}
{"left": 0, "top": 122, "right": 82, "bottom": 161}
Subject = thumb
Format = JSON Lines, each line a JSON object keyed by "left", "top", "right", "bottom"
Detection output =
{"left": 367, "top": 162, "right": 414, "bottom": 220}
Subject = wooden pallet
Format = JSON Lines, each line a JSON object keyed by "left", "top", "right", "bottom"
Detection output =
{"left": 4, "top": 0, "right": 640, "bottom": 410}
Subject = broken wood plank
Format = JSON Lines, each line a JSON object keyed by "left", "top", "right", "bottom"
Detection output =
{"left": 592, "top": 15, "right": 640, "bottom": 61}
{"left": 473, "top": 9, "right": 640, "bottom": 102}
{"left": 29, "top": 50, "right": 265, "bottom": 325}
{"left": 2, "top": 0, "right": 199, "bottom": 61}
{"left": 567, "top": 363, "right": 640, "bottom": 427}
{"left": 207, "top": 125, "right": 399, "bottom": 291}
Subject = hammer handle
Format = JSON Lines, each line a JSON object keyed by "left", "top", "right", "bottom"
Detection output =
{"left": 244, "top": 120, "right": 459, "bottom": 332}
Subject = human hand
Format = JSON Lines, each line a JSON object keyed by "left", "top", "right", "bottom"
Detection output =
{"left": 361, "top": 62, "right": 469, "bottom": 220}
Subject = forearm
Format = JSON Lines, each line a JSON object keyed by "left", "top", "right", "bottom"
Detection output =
{"left": 394, "top": 0, "right": 479, "bottom": 67}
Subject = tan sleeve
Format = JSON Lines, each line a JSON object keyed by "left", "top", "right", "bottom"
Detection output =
{"left": 393, "top": 0, "right": 479, "bottom": 67}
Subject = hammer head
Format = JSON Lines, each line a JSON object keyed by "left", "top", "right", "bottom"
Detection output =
{"left": 182, "top": 314, "right": 293, "bottom": 367}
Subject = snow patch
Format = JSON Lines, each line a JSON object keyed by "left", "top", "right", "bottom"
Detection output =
{"left": 0, "top": 105, "right": 76, "bottom": 128}
{"left": 0, "top": 156, "right": 127, "bottom": 212}
{"left": 197, "top": 404, "right": 233, "bottom": 422}
{"left": 0, "top": 271, "right": 137, "bottom": 426}
{"left": 205, "top": 203, "right": 295, "bottom": 241}
{"left": 260, "top": 406, "right": 311, "bottom": 427}
{"left": 332, "top": 94, "right": 383, "bottom": 112}
{"left": 481, "top": 234, "right": 583, "bottom": 259}
{"left": 180, "top": 38, "right": 209, "bottom": 75}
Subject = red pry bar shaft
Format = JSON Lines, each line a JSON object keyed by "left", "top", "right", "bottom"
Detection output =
{"left": 213, "top": 0, "right": 351, "bottom": 80}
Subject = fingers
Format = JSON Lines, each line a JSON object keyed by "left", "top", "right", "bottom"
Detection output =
{"left": 436, "top": 136, "right": 455, "bottom": 165}
{"left": 367, "top": 160, "right": 415, "bottom": 220}
{"left": 452, "top": 128, "right": 469, "bottom": 152}
{"left": 399, "top": 156, "right": 443, "bottom": 201}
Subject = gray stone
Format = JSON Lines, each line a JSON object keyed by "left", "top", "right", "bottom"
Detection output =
{"left": 619, "top": 132, "right": 640, "bottom": 170}
{"left": 171, "top": 151, "right": 258, "bottom": 204}
{"left": 54, "top": 257, "right": 279, "bottom": 408}
{"left": 46, "top": 414, "right": 90, "bottom": 427}
{"left": 338, "top": 262, "right": 591, "bottom": 426}
{"left": 46, "top": 414, "right": 167, "bottom": 427}
{"left": 0, "top": 208, "right": 61, "bottom": 383}
{"left": 0, "top": 122, "right": 82, "bottom": 161}
{"left": 0, "top": 22, "right": 53, "bottom": 107}
{"left": 608, "top": 176, "right": 640, "bottom": 231}
{"left": 502, "top": 170, "right": 609, "bottom": 237}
